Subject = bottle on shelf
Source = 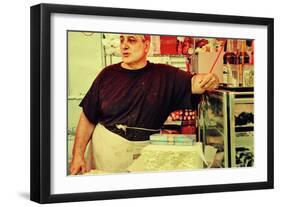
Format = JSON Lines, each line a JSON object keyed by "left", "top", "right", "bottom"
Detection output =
{"left": 237, "top": 40, "right": 250, "bottom": 87}
{"left": 222, "top": 39, "right": 237, "bottom": 87}
{"left": 243, "top": 40, "right": 254, "bottom": 87}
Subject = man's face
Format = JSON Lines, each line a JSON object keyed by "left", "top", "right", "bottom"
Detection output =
{"left": 120, "top": 34, "right": 150, "bottom": 67}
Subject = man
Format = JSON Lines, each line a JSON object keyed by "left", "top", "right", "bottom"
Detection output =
{"left": 70, "top": 34, "right": 219, "bottom": 175}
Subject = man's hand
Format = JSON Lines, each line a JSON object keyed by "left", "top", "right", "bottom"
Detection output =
{"left": 192, "top": 73, "right": 219, "bottom": 94}
{"left": 70, "top": 155, "right": 86, "bottom": 175}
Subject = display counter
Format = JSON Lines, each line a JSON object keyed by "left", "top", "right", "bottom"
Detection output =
{"left": 198, "top": 88, "right": 254, "bottom": 168}
{"left": 84, "top": 142, "right": 219, "bottom": 174}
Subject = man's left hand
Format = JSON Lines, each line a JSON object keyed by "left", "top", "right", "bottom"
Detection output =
{"left": 191, "top": 73, "right": 219, "bottom": 94}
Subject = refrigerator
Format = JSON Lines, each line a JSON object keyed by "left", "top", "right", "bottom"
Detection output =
{"left": 198, "top": 89, "right": 254, "bottom": 168}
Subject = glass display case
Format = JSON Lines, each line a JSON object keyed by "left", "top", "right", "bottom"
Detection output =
{"left": 198, "top": 89, "right": 254, "bottom": 168}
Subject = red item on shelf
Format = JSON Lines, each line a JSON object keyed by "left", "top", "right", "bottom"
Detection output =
{"left": 181, "top": 125, "right": 196, "bottom": 134}
{"left": 160, "top": 36, "right": 177, "bottom": 55}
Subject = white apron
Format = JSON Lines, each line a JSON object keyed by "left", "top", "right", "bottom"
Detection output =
{"left": 85, "top": 124, "right": 149, "bottom": 173}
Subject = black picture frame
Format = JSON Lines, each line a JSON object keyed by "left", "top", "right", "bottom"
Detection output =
{"left": 30, "top": 3, "right": 274, "bottom": 204}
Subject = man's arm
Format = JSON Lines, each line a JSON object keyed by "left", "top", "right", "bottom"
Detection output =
{"left": 70, "top": 111, "right": 95, "bottom": 175}
{"left": 191, "top": 73, "right": 219, "bottom": 94}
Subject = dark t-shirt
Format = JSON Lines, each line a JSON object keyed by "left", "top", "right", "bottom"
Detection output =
{"left": 80, "top": 61, "right": 200, "bottom": 141}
